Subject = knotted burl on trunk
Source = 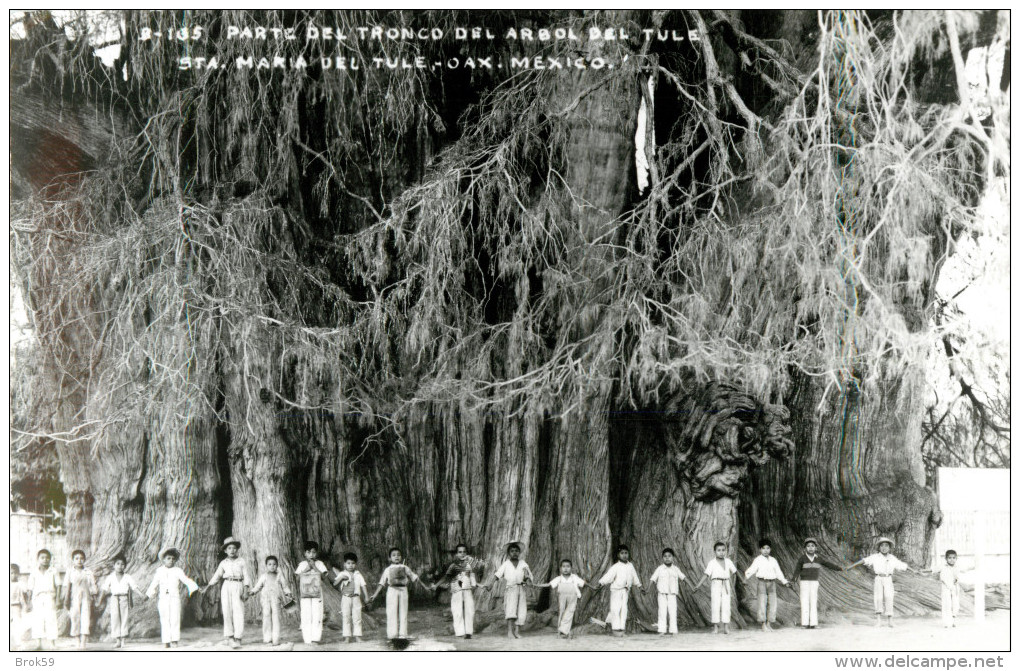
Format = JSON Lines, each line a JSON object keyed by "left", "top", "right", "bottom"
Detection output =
{"left": 663, "top": 382, "right": 794, "bottom": 501}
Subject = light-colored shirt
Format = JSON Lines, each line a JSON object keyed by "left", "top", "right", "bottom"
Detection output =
{"left": 703, "top": 557, "right": 738, "bottom": 580}
{"left": 146, "top": 566, "right": 199, "bottom": 599}
{"left": 104, "top": 573, "right": 141, "bottom": 596}
{"left": 861, "top": 553, "right": 909, "bottom": 576}
{"left": 549, "top": 574, "right": 586, "bottom": 599}
{"left": 253, "top": 572, "right": 290, "bottom": 604}
{"left": 295, "top": 560, "right": 327, "bottom": 575}
{"left": 649, "top": 564, "right": 686, "bottom": 594}
{"left": 28, "top": 567, "right": 59, "bottom": 595}
{"left": 63, "top": 566, "right": 99, "bottom": 597}
{"left": 332, "top": 569, "right": 368, "bottom": 597}
{"left": 379, "top": 564, "right": 419, "bottom": 587}
{"left": 211, "top": 557, "right": 252, "bottom": 586}
{"left": 745, "top": 555, "right": 786, "bottom": 581}
{"left": 11, "top": 581, "right": 26, "bottom": 607}
{"left": 598, "top": 562, "right": 641, "bottom": 590}
{"left": 938, "top": 564, "right": 960, "bottom": 588}
{"left": 494, "top": 560, "right": 533, "bottom": 586}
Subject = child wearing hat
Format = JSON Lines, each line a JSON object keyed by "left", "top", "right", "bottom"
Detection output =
{"left": 331, "top": 552, "right": 369, "bottom": 643}
{"left": 206, "top": 537, "right": 252, "bottom": 648}
{"left": 100, "top": 554, "right": 147, "bottom": 648}
{"left": 295, "top": 541, "right": 329, "bottom": 644}
{"left": 846, "top": 537, "right": 920, "bottom": 627}
{"left": 146, "top": 548, "right": 200, "bottom": 648}
{"left": 25, "top": 550, "right": 59, "bottom": 650}
{"left": 482, "top": 542, "right": 534, "bottom": 639}
{"left": 250, "top": 555, "right": 293, "bottom": 646}
{"left": 532, "top": 559, "right": 592, "bottom": 638}
{"left": 369, "top": 547, "right": 437, "bottom": 640}
{"left": 594, "top": 544, "right": 642, "bottom": 637}
{"left": 790, "top": 537, "right": 844, "bottom": 629}
{"left": 691, "top": 541, "right": 744, "bottom": 634}
{"left": 63, "top": 549, "right": 100, "bottom": 649}
{"left": 439, "top": 544, "right": 479, "bottom": 639}
{"left": 744, "top": 538, "right": 789, "bottom": 632}
{"left": 644, "top": 547, "right": 686, "bottom": 636}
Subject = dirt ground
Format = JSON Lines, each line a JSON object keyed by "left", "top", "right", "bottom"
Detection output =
{"left": 15, "top": 606, "right": 1009, "bottom": 652}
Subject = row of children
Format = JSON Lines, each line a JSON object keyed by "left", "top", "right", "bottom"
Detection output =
{"left": 10, "top": 534, "right": 963, "bottom": 650}
{"left": 445, "top": 537, "right": 963, "bottom": 640}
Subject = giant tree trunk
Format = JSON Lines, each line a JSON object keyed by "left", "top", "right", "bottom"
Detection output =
{"left": 615, "top": 383, "right": 793, "bottom": 629}
{"left": 741, "top": 369, "right": 945, "bottom": 619}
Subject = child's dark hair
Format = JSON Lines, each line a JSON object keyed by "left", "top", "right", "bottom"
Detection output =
{"left": 388, "top": 547, "right": 402, "bottom": 557}
{"left": 304, "top": 541, "right": 319, "bottom": 552}
{"left": 344, "top": 552, "right": 358, "bottom": 562}
{"left": 112, "top": 554, "right": 127, "bottom": 565}
{"left": 758, "top": 538, "right": 772, "bottom": 549}
{"left": 506, "top": 543, "right": 520, "bottom": 552}
{"left": 266, "top": 555, "right": 279, "bottom": 565}
{"left": 11, "top": 563, "right": 20, "bottom": 573}
{"left": 945, "top": 549, "right": 958, "bottom": 558}
{"left": 559, "top": 558, "right": 572, "bottom": 567}
{"left": 455, "top": 543, "right": 468, "bottom": 553}
{"left": 71, "top": 549, "right": 86, "bottom": 560}
{"left": 713, "top": 541, "right": 727, "bottom": 551}
{"left": 37, "top": 549, "right": 51, "bottom": 559}
{"left": 616, "top": 544, "right": 630, "bottom": 554}
{"left": 662, "top": 548, "right": 675, "bottom": 556}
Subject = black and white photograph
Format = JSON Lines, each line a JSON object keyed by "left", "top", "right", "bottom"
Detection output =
{"left": 7, "top": 7, "right": 1011, "bottom": 664}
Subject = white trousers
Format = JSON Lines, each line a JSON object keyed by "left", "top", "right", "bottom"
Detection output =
{"left": 606, "top": 588, "right": 629, "bottom": 631}
{"left": 261, "top": 599, "right": 282, "bottom": 644}
{"left": 557, "top": 592, "right": 578, "bottom": 635}
{"left": 158, "top": 595, "right": 182, "bottom": 643}
{"left": 386, "top": 587, "right": 409, "bottom": 638}
{"left": 451, "top": 590, "right": 474, "bottom": 636}
{"left": 941, "top": 584, "right": 960, "bottom": 626}
{"left": 220, "top": 581, "right": 245, "bottom": 639}
{"left": 109, "top": 595, "right": 131, "bottom": 638}
{"left": 657, "top": 593, "right": 678, "bottom": 633}
{"left": 503, "top": 584, "right": 527, "bottom": 621}
{"left": 800, "top": 580, "right": 819, "bottom": 626}
{"left": 710, "top": 580, "right": 731, "bottom": 624}
{"left": 300, "top": 597, "right": 323, "bottom": 643}
{"left": 341, "top": 594, "right": 363, "bottom": 637}
{"left": 873, "top": 576, "right": 894, "bottom": 616}
{"left": 31, "top": 596, "right": 58, "bottom": 640}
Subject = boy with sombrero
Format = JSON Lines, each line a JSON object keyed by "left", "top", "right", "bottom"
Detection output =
{"left": 790, "top": 537, "right": 844, "bottom": 629}
{"left": 145, "top": 548, "right": 200, "bottom": 648}
{"left": 482, "top": 541, "right": 534, "bottom": 639}
{"left": 846, "top": 537, "right": 920, "bottom": 627}
{"left": 206, "top": 536, "right": 253, "bottom": 648}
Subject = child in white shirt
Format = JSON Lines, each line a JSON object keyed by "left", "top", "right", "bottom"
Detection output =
{"left": 744, "top": 538, "right": 789, "bottom": 631}
{"left": 691, "top": 541, "right": 743, "bottom": 634}
{"left": 645, "top": 547, "right": 686, "bottom": 635}
{"left": 250, "top": 555, "right": 292, "bottom": 646}
{"left": 594, "top": 544, "right": 642, "bottom": 637}
{"left": 294, "top": 541, "right": 328, "bottom": 644}
{"left": 101, "top": 555, "right": 147, "bottom": 648}
{"left": 846, "top": 536, "right": 920, "bottom": 627}
{"left": 332, "top": 552, "right": 369, "bottom": 643}
{"left": 483, "top": 542, "right": 534, "bottom": 639}
{"left": 533, "top": 559, "right": 591, "bottom": 638}
{"left": 145, "top": 548, "right": 200, "bottom": 648}
{"left": 369, "top": 547, "right": 436, "bottom": 640}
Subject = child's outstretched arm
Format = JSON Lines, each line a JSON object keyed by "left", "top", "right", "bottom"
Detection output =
{"left": 844, "top": 558, "right": 865, "bottom": 571}
{"left": 691, "top": 576, "right": 706, "bottom": 590}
